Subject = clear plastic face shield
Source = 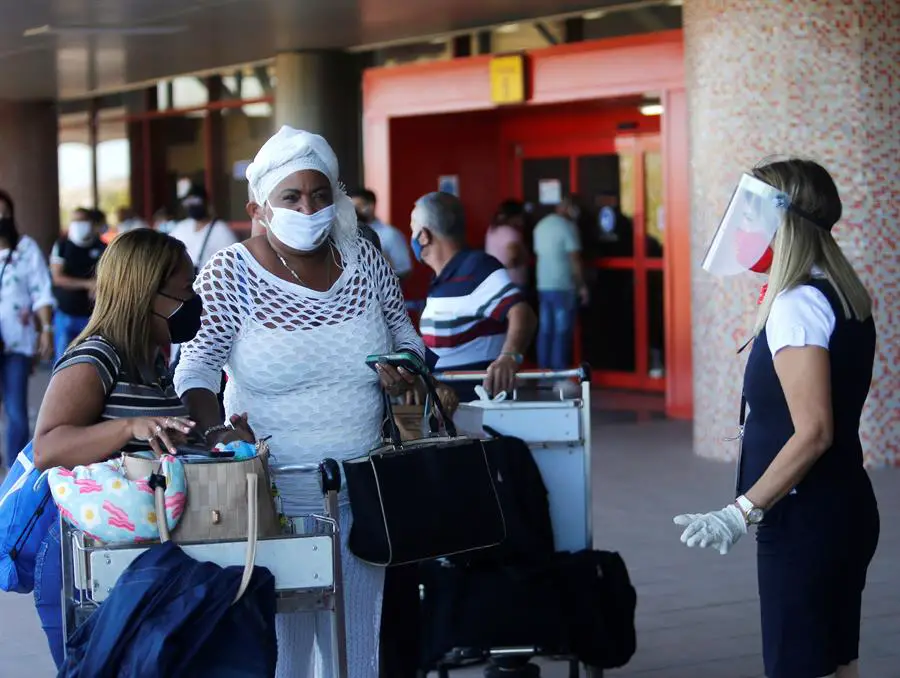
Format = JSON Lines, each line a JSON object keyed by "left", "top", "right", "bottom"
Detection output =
{"left": 701, "top": 174, "right": 790, "bottom": 276}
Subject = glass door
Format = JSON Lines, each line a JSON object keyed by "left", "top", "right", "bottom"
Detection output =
{"left": 514, "top": 135, "right": 665, "bottom": 391}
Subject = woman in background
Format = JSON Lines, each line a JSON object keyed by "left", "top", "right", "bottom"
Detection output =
{"left": 0, "top": 189, "right": 54, "bottom": 469}
{"left": 485, "top": 199, "right": 529, "bottom": 288}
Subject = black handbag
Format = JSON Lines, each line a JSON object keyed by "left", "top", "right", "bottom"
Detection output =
{"left": 343, "top": 378, "right": 507, "bottom": 566}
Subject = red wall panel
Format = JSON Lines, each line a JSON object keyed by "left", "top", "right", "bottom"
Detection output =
{"left": 388, "top": 111, "right": 502, "bottom": 300}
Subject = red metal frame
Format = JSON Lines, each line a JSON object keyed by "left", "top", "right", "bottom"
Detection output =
{"left": 513, "top": 135, "right": 665, "bottom": 392}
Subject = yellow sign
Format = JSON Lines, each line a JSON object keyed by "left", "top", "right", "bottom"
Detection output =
{"left": 490, "top": 54, "right": 527, "bottom": 105}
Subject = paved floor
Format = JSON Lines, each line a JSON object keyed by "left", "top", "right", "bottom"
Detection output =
{"left": 2, "top": 375, "right": 898, "bottom": 677}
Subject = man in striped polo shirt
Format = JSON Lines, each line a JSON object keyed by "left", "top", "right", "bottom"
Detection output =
{"left": 412, "top": 191, "right": 536, "bottom": 400}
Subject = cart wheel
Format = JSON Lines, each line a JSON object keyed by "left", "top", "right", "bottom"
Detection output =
{"left": 318, "top": 458, "right": 341, "bottom": 494}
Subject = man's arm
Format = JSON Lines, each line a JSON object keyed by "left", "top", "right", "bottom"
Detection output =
{"left": 50, "top": 262, "right": 93, "bottom": 291}
{"left": 500, "top": 301, "right": 537, "bottom": 359}
{"left": 485, "top": 301, "right": 537, "bottom": 396}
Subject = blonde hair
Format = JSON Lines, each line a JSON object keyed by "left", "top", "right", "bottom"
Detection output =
{"left": 74, "top": 229, "right": 188, "bottom": 372}
{"left": 751, "top": 158, "right": 872, "bottom": 335}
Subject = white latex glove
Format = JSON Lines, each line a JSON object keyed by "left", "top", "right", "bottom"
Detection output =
{"left": 673, "top": 504, "right": 747, "bottom": 555}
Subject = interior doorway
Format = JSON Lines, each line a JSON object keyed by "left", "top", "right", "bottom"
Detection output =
{"left": 515, "top": 134, "right": 665, "bottom": 392}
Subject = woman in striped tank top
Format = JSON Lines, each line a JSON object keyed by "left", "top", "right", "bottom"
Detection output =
{"left": 30, "top": 229, "right": 200, "bottom": 667}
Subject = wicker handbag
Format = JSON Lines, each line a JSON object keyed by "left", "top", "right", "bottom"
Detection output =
{"left": 122, "top": 441, "right": 281, "bottom": 601}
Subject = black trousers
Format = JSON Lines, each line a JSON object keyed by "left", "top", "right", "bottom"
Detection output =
{"left": 379, "top": 564, "right": 421, "bottom": 678}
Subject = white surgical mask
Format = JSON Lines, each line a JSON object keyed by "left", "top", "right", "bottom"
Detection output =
{"left": 68, "top": 221, "right": 94, "bottom": 246}
{"left": 265, "top": 204, "right": 335, "bottom": 252}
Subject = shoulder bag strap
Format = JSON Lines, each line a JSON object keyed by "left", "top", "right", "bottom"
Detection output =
{"left": 196, "top": 220, "right": 217, "bottom": 268}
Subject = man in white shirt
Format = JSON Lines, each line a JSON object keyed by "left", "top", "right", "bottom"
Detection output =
{"left": 169, "top": 184, "right": 238, "bottom": 272}
{"left": 351, "top": 188, "right": 413, "bottom": 279}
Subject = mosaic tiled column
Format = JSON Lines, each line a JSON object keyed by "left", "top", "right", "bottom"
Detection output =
{"left": 684, "top": 0, "right": 900, "bottom": 466}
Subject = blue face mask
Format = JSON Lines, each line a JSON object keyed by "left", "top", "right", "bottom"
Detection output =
{"left": 411, "top": 231, "right": 425, "bottom": 262}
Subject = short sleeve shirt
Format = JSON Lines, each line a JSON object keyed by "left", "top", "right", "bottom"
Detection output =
{"left": 532, "top": 213, "right": 581, "bottom": 291}
{"left": 420, "top": 250, "right": 524, "bottom": 371}
{"left": 54, "top": 336, "right": 189, "bottom": 452}
{"left": 765, "top": 277, "right": 836, "bottom": 357}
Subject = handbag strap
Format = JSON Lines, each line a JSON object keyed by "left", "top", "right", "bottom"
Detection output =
{"left": 196, "top": 220, "right": 217, "bottom": 268}
{"left": 151, "top": 470, "right": 260, "bottom": 604}
{"left": 233, "top": 473, "right": 259, "bottom": 604}
{"left": 381, "top": 374, "right": 457, "bottom": 448}
{"left": 151, "top": 470, "right": 171, "bottom": 543}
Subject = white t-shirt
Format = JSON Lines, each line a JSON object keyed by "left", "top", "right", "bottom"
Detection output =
{"left": 765, "top": 277, "right": 836, "bottom": 357}
{"left": 169, "top": 219, "right": 238, "bottom": 270}
{"left": 370, "top": 219, "right": 413, "bottom": 277}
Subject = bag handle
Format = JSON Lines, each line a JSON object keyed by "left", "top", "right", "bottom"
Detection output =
{"left": 382, "top": 374, "right": 457, "bottom": 447}
{"left": 233, "top": 473, "right": 259, "bottom": 604}
{"left": 153, "top": 471, "right": 259, "bottom": 604}
{"left": 151, "top": 468, "right": 171, "bottom": 542}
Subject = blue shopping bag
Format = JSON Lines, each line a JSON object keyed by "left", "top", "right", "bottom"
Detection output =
{"left": 0, "top": 442, "right": 57, "bottom": 593}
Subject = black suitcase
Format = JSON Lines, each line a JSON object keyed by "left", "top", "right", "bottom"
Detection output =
{"left": 419, "top": 559, "right": 571, "bottom": 669}
{"left": 419, "top": 550, "right": 637, "bottom": 671}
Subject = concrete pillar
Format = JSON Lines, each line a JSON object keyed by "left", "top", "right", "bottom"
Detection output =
{"left": 684, "top": 1, "right": 900, "bottom": 465}
{"left": 0, "top": 100, "right": 60, "bottom": 253}
{"left": 274, "top": 51, "right": 364, "bottom": 191}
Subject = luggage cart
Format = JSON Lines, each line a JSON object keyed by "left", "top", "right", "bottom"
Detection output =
{"left": 431, "top": 366, "right": 599, "bottom": 678}
{"left": 60, "top": 459, "right": 349, "bottom": 677}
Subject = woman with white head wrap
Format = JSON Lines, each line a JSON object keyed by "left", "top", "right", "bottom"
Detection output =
{"left": 174, "top": 126, "right": 425, "bottom": 678}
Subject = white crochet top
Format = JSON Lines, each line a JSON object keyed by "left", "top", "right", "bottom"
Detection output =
{"left": 174, "top": 237, "right": 424, "bottom": 513}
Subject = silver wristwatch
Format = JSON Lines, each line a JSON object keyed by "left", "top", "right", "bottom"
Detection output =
{"left": 735, "top": 495, "right": 764, "bottom": 525}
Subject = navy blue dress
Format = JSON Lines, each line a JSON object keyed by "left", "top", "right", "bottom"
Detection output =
{"left": 738, "top": 279, "right": 880, "bottom": 678}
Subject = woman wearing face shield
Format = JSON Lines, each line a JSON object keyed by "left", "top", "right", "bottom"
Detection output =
{"left": 174, "top": 126, "right": 425, "bottom": 678}
{"left": 673, "top": 159, "right": 879, "bottom": 678}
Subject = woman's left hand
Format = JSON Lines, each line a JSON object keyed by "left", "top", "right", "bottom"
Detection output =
{"left": 672, "top": 504, "right": 747, "bottom": 555}
{"left": 376, "top": 363, "right": 417, "bottom": 396}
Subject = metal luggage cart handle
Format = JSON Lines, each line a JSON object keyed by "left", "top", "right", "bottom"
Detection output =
{"left": 435, "top": 365, "right": 591, "bottom": 401}
{"left": 434, "top": 365, "right": 590, "bottom": 383}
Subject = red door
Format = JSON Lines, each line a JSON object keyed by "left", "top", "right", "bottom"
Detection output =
{"left": 514, "top": 135, "right": 666, "bottom": 392}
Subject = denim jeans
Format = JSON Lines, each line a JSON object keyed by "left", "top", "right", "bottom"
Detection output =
{"left": 537, "top": 290, "right": 577, "bottom": 371}
{"left": 54, "top": 311, "right": 91, "bottom": 363}
{"left": 0, "top": 352, "right": 31, "bottom": 467}
{"left": 33, "top": 520, "right": 64, "bottom": 668}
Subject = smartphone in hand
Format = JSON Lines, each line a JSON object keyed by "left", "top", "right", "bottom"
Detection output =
{"left": 365, "top": 351, "right": 427, "bottom": 376}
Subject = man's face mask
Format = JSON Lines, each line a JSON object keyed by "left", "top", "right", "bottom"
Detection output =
{"left": 701, "top": 174, "right": 788, "bottom": 277}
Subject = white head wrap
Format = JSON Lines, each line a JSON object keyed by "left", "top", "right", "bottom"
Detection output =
{"left": 246, "top": 125, "right": 358, "bottom": 256}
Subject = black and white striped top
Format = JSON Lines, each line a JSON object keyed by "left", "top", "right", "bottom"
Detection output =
{"left": 54, "top": 336, "right": 189, "bottom": 452}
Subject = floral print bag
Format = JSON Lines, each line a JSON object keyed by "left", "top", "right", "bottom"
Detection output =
{"left": 48, "top": 454, "right": 187, "bottom": 544}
